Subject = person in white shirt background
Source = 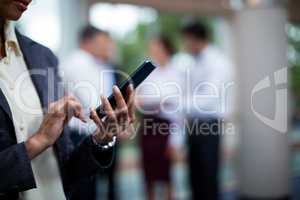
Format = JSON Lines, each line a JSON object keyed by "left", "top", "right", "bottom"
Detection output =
{"left": 59, "top": 26, "right": 117, "bottom": 200}
{"left": 181, "top": 22, "right": 234, "bottom": 200}
{"left": 136, "top": 35, "right": 184, "bottom": 200}
{"left": 60, "top": 26, "right": 116, "bottom": 137}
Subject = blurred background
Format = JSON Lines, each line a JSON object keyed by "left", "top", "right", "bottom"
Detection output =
{"left": 15, "top": 0, "right": 300, "bottom": 199}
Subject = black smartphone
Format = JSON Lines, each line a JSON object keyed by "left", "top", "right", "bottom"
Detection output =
{"left": 96, "top": 60, "right": 156, "bottom": 118}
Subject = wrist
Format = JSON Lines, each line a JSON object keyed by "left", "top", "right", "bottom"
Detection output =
{"left": 34, "top": 132, "right": 52, "bottom": 148}
{"left": 92, "top": 130, "right": 112, "bottom": 145}
{"left": 92, "top": 134, "right": 108, "bottom": 145}
{"left": 92, "top": 135, "right": 117, "bottom": 151}
{"left": 25, "top": 133, "right": 51, "bottom": 160}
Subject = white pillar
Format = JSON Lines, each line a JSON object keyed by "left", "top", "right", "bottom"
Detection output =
{"left": 214, "top": 17, "right": 236, "bottom": 62}
{"left": 234, "top": 4, "right": 290, "bottom": 199}
{"left": 58, "top": 0, "right": 89, "bottom": 59}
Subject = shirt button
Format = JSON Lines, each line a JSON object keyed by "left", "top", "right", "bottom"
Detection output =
{"left": 9, "top": 85, "right": 14, "bottom": 90}
{"left": 20, "top": 125, "right": 24, "bottom": 131}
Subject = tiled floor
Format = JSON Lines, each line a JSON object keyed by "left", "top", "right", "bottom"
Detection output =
{"left": 96, "top": 123, "right": 300, "bottom": 200}
{"left": 97, "top": 143, "right": 237, "bottom": 200}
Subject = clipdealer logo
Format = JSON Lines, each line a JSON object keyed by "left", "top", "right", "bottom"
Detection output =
{"left": 251, "top": 67, "right": 288, "bottom": 133}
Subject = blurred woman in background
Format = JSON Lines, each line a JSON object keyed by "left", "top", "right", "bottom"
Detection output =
{"left": 137, "top": 36, "right": 184, "bottom": 200}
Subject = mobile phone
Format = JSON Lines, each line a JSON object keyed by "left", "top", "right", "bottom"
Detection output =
{"left": 95, "top": 60, "right": 156, "bottom": 118}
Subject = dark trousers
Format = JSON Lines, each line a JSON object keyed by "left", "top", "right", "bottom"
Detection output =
{"left": 71, "top": 131, "right": 118, "bottom": 200}
{"left": 70, "top": 131, "right": 96, "bottom": 200}
{"left": 187, "top": 118, "right": 220, "bottom": 200}
{"left": 103, "top": 145, "right": 117, "bottom": 200}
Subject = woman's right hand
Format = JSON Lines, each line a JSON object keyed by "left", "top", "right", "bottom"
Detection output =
{"left": 25, "top": 95, "right": 86, "bottom": 159}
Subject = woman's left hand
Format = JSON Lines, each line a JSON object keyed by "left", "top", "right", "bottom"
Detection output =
{"left": 90, "top": 84, "right": 136, "bottom": 144}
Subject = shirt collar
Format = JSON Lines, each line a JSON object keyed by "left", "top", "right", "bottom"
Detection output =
{"left": 4, "top": 21, "right": 21, "bottom": 57}
{"left": 196, "top": 45, "right": 211, "bottom": 62}
{"left": 79, "top": 49, "right": 109, "bottom": 67}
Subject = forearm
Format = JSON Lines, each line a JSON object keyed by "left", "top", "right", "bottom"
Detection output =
{"left": 25, "top": 133, "right": 50, "bottom": 160}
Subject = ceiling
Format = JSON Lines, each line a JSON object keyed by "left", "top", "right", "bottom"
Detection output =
{"left": 87, "top": 0, "right": 233, "bottom": 16}
{"left": 87, "top": 0, "right": 300, "bottom": 22}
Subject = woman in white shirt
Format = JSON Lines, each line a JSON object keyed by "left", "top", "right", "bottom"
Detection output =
{"left": 137, "top": 36, "right": 183, "bottom": 200}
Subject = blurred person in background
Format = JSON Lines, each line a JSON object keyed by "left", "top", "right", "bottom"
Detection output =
{"left": 60, "top": 25, "right": 118, "bottom": 200}
{"left": 60, "top": 26, "right": 116, "bottom": 136}
{"left": 0, "top": 1, "right": 136, "bottom": 200}
{"left": 136, "top": 36, "right": 184, "bottom": 200}
{"left": 181, "top": 22, "right": 234, "bottom": 200}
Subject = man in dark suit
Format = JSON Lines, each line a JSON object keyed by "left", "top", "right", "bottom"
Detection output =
{"left": 0, "top": 0, "right": 136, "bottom": 199}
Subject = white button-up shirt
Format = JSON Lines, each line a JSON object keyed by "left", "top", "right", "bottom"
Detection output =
{"left": 0, "top": 21, "right": 65, "bottom": 200}
{"left": 60, "top": 49, "right": 115, "bottom": 135}
{"left": 187, "top": 45, "right": 235, "bottom": 119}
{"left": 136, "top": 61, "right": 184, "bottom": 121}
{"left": 136, "top": 61, "right": 186, "bottom": 148}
